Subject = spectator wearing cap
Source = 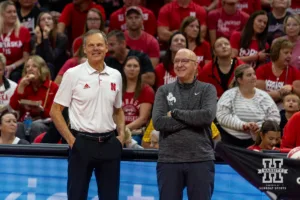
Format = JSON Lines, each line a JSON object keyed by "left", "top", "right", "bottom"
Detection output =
{"left": 217, "top": 0, "right": 261, "bottom": 15}
{"left": 157, "top": 0, "right": 207, "bottom": 43}
{"left": 72, "top": 8, "right": 105, "bottom": 56}
{"left": 266, "top": 0, "right": 291, "bottom": 45}
{"left": 124, "top": 6, "right": 160, "bottom": 68}
{"left": 57, "top": 0, "right": 105, "bottom": 45}
{"left": 109, "top": 0, "right": 157, "bottom": 36}
{"left": 208, "top": 0, "right": 249, "bottom": 45}
{"left": 105, "top": 30, "right": 155, "bottom": 86}
{"left": 179, "top": 16, "right": 212, "bottom": 68}
{"left": 17, "top": 0, "right": 41, "bottom": 35}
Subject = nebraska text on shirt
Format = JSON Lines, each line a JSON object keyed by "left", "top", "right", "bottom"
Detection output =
{"left": 163, "top": 72, "right": 177, "bottom": 85}
{"left": 217, "top": 19, "right": 241, "bottom": 32}
{"left": 0, "top": 41, "right": 23, "bottom": 48}
{"left": 266, "top": 80, "right": 284, "bottom": 91}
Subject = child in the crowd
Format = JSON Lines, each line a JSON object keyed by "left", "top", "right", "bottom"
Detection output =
{"left": 248, "top": 120, "right": 281, "bottom": 151}
{"left": 150, "top": 130, "right": 159, "bottom": 149}
{"left": 280, "top": 93, "right": 300, "bottom": 133}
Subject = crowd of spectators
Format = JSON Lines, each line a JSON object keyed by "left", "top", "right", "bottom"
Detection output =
{"left": 0, "top": 0, "right": 300, "bottom": 152}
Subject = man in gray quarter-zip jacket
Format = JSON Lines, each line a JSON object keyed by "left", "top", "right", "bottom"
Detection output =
{"left": 152, "top": 48, "right": 217, "bottom": 200}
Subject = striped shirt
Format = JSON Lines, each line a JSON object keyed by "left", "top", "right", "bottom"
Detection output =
{"left": 217, "top": 87, "right": 280, "bottom": 139}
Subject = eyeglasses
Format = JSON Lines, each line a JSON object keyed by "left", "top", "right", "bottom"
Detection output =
{"left": 174, "top": 58, "right": 197, "bottom": 64}
{"left": 87, "top": 18, "right": 101, "bottom": 22}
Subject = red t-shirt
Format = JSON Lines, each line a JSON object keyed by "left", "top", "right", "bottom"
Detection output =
{"left": 256, "top": 62, "right": 300, "bottom": 92}
{"left": 124, "top": 31, "right": 160, "bottom": 58}
{"left": 122, "top": 84, "right": 155, "bottom": 125}
{"left": 58, "top": 57, "right": 80, "bottom": 76}
{"left": 9, "top": 79, "right": 59, "bottom": 119}
{"left": 291, "top": 0, "right": 300, "bottom": 15}
{"left": 109, "top": 6, "right": 157, "bottom": 36}
{"left": 208, "top": 8, "right": 249, "bottom": 40}
{"left": 0, "top": 26, "right": 30, "bottom": 65}
{"left": 199, "top": 58, "right": 244, "bottom": 98}
{"left": 193, "top": 40, "right": 212, "bottom": 67}
{"left": 72, "top": 36, "right": 83, "bottom": 55}
{"left": 282, "top": 112, "right": 300, "bottom": 148}
{"left": 155, "top": 62, "right": 202, "bottom": 89}
{"left": 217, "top": 0, "right": 261, "bottom": 15}
{"left": 193, "top": 0, "right": 211, "bottom": 7}
{"left": 158, "top": 1, "right": 207, "bottom": 31}
{"left": 230, "top": 31, "right": 269, "bottom": 67}
{"left": 59, "top": 2, "right": 105, "bottom": 43}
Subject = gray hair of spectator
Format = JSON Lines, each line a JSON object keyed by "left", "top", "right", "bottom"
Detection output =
{"left": 107, "top": 30, "right": 126, "bottom": 42}
{"left": 232, "top": 64, "right": 253, "bottom": 87}
{"left": 83, "top": 29, "right": 108, "bottom": 47}
{"left": 0, "top": 1, "right": 21, "bottom": 37}
{"left": 179, "top": 16, "right": 202, "bottom": 46}
{"left": 283, "top": 14, "right": 300, "bottom": 34}
{"left": 22, "top": 55, "right": 51, "bottom": 82}
{"left": 84, "top": 8, "right": 105, "bottom": 33}
{"left": 0, "top": 53, "right": 6, "bottom": 66}
{"left": 269, "top": 0, "right": 291, "bottom": 8}
{"left": 254, "top": 120, "right": 281, "bottom": 146}
{"left": 270, "top": 38, "right": 293, "bottom": 62}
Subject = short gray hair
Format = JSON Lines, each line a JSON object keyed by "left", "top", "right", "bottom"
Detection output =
{"left": 83, "top": 29, "right": 108, "bottom": 47}
{"left": 0, "top": 53, "right": 6, "bottom": 66}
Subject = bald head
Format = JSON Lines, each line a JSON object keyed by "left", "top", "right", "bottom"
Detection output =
{"left": 174, "top": 48, "right": 198, "bottom": 83}
{"left": 176, "top": 48, "right": 197, "bottom": 64}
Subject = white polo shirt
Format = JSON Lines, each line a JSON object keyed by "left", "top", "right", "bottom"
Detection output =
{"left": 54, "top": 61, "right": 122, "bottom": 133}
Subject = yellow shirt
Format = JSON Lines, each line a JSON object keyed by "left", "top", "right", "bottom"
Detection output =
{"left": 142, "top": 120, "right": 220, "bottom": 142}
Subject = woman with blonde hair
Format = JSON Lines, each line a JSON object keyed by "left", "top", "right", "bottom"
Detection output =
{"left": 0, "top": 0, "right": 31, "bottom": 83}
{"left": 217, "top": 64, "right": 280, "bottom": 148}
{"left": 9, "top": 55, "right": 59, "bottom": 142}
{"left": 281, "top": 15, "right": 300, "bottom": 69}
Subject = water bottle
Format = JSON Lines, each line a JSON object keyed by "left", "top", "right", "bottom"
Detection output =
{"left": 23, "top": 112, "right": 32, "bottom": 136}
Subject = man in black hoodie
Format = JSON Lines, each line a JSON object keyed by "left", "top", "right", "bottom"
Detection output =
{"left": 152, "top": 48, "right": 217, "bottom": 200}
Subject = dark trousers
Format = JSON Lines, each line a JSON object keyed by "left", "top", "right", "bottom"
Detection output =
{"left": 157, "top": 161, "right": 215, "bottom": 200}
{"left": 67, "top": 132, "right": 122, "bottom": 200}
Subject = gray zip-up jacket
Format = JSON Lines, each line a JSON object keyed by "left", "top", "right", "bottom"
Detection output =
{"left": 152, "top": 79, "right": 217, "bottom": 163}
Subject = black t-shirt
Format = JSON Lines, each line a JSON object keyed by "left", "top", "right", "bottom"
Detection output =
{"left": 267, "top": 11, "right": 291, "bottom": 45}
{"left": 105, "top": 49, "right": 154, "bottom": 75}
{"left": 216, "top": 60, "right": 235, "bottom": 92}
{"left": 17, "top": 6, "right": 41, "bottom": 35}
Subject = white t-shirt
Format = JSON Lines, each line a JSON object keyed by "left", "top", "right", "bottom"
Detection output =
{"left": 54, "top": 61, "right": 122, "bottom": 133}
{"left": 0, "top": 79, "right": 17, "bottom": 108}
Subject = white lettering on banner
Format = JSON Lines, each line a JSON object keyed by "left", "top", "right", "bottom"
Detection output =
{"left": 258, "top": 158, "right": 288, "bottom": 184}
{"left": 266, "top": 80, "right": 284, "bottom": 91}
{"left": 47, "top": 193, "right": 67, "bottom": 200}
{"left": 127, "top": 185, "right": 154, "bottom": 200}
{"left": 217, "top": 19, "right": 241, "bottom": 33}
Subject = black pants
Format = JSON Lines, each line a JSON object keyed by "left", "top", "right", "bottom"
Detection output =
{"left": 67, "top": 132, "right": 122, "bottom": 200}
{"left": 157, "top": 161, "right": 215, "bottom": 200}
